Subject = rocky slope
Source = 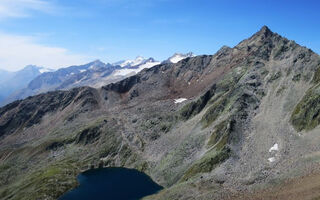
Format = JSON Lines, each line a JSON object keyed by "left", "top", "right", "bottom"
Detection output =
{"left": 1, "top": 26, "right": 320, "bottom": 200}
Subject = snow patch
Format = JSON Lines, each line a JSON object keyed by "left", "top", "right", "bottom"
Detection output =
{"left": 80, "top": 69, "right": 86, "bottom": 73}
{"left": 39, "top": 68, "right": 50, "bottom": 73}
{"left": 113, "top": 61, "right": 160, "bottom": 76}
{"left": 174, "top": 98, "right": 187, "bottom": 104}
{"left": 268, "top": 157, "right": 276, "bottom": 162}
{"left": 117, "top": 56, "right": 147, "bottom": 68}
{"left": 269, "top": 143, "right": 279, "bottom": 152}
{"left": 170, "top": 54, "right": 185, "bottom": 63}
{"left": 38, "top": 67, "right": 54, "bottom": 73}
{"left": 166, "top": 52, "right": 195, "bottom": 64}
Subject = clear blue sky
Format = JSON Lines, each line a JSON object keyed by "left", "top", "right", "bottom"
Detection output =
{"left": 0, "top": 0, "right": 320, "bottom": 70}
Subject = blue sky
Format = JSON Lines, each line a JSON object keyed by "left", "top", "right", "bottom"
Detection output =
{"left": 0, "top": 0, "right": 319, "bottom": 71}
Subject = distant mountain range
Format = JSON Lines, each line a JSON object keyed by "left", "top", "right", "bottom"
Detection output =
{"left": 0, "top": 65, "right": 53, "bottom": 105}
{"left": 0, "top": 53, "right": 194, "bottom": 106}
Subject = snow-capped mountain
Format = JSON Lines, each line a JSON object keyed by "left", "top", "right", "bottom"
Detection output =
{"left": 0, "top": 54, "right": 194, "bottom": 106}
{"left": 38, "top": 66, "right": 55, "bottom": 73}
{"left": 163, "top": 52, "right": 195, "bottom": 64}
{"left": 114, "top": 56, "right": 146, "bottom": 67}
{"left": 113, "top": 56, "right": 158, "bottom": 68}
{"left": 1, "top": 58, "right": 162, "bottom": 105}
{"left": 113, "top": 57, "right": 160, "bottom": 76}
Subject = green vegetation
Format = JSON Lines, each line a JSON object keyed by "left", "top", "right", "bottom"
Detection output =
{"left": 119, "top": 144, "right": 133, "bottom": 166}
{"left": 134, "top": 161, "right": 149, "bottom": 172}
{"left": 75, "top": 125, "right": 101, "bottom": 145}
{"left": 292, "top": 73, "right": 301, "bottom": 82}
{"left": 180, "top": 147, "right": 230, "bottom": 182}
{"left": 207, "top": 120, "right": 230, "bottom": 148}
{"left": 261, "top": 69, "right": 269, "bottom": 77}
{"left": 0, "top": 159, "right": 80, "bottom": 200}
{"left": 179, "top": 85, "right": 216, "bottom": 120}
{"left": 98, "top": 137, "right": 121, "bottom": 158}
{"left": 303, "top": 72, "right": 312, "bottom": 82}
{"left": 291, "top": 84, "right": 320, "bottom": 131}
{"left": 201, "top": 95, "right": 230, "bottom": 128}
{"left": 313, "top": 66, "right": 320, "bottom": 84}
{"left": 200, "top": 67, "right": 250, "bottom": 128}
{"left": 155, "top": 134, "right": 206, "bottom": 186}
{"left": 159, "top": 122, "right": 172, "bottom": 133}
{"left": 276, "top": 85, "right": 287, "bottom": 96}
{"left": 178, "top": 119, "right": 232, "bottom": 182}
{"left": 0, "top": 163, "right": 11, "bottom": 173}
{"left": 180, "top": 65, "right": 246, "bottom": 124}
{"left": 201, "top": 100, "right": 224, "bottom": 128}
{"left": 0, "top": 116, "right": 131, "bottom": 200}
{"left": 140, "top": 114, "right": 177, "bottom": 136}
{"left": 268, "top": 71, "right": 282, "bottom": 83}
{"left": 290, "top": 65, "right": 320, "bottom": 131}
{"left": 273, "top": 41, "right": 289, "bottom": 59}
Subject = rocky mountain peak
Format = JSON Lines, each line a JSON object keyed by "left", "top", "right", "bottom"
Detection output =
{"left": 250, "top": 25, "right": 278, "bottom": 43}
{"left": 233, "top": 25, "right": 291, "bottom": 62}
{"left": 258, "top": 25, "right": 273, "bottom": 37}
{"left": 145, "top": 57, "right": 156, "bottom": 63}
{"left": 237, "top": 26, "right": 276, "bottom": 47}
{"left": 90, "top": 59, "right": 106, "bottom": 66}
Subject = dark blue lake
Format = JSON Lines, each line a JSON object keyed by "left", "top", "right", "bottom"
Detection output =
{"left": 59, "top": 167, "right": 163, "bottom": 200}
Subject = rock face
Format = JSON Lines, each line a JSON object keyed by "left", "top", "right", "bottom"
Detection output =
{"left": 1, "top": 26, "right": 320, "bottom": 200}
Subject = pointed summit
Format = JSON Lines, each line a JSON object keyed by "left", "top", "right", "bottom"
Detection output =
{"left": 260, "top": 25, "right": 271, "bottom": 32}
{"left": 245, "top": 25, "right": 275, "bottom": 42}
{"left": 236, "top": 25, "right": 279, "bottom": 49}
{"left": 86, "top": 59, "right": 108, "bottom": 70}
{"left": 91, "top": 59, "right": 105, "bottom": 65}
{"left": 256, "top": 25, "right": 273, "bottom": 37}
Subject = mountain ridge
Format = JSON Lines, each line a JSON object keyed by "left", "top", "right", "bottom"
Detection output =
{"left": 1, "top": 26, "right": 320, "bottom": 200}
{"left": 1, "top": 54, "right": 190, "bottom": 106}
{"left": 0, "top": 65, "right": 53, "bottom": 106}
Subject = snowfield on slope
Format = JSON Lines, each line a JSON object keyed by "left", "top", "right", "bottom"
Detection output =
{"left": 174, "top": 98, "right": 187, "bottom": 103}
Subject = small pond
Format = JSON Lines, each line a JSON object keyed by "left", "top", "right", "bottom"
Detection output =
{"left": 59, "top": 167, "right": 163, "bottom": 200}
